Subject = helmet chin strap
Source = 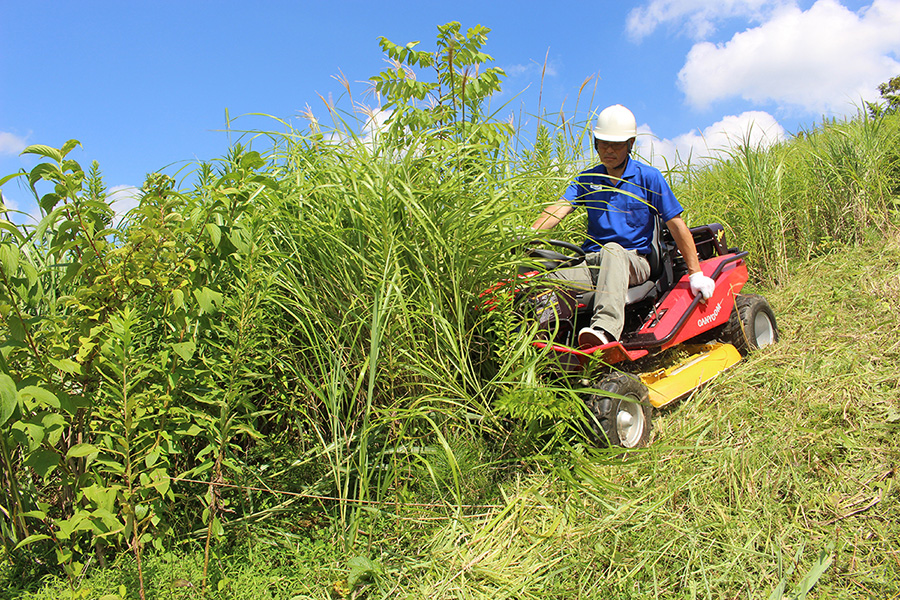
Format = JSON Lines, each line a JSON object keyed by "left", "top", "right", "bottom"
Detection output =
{"left": 614, "top": 154, "right": 630, "bottom": 171}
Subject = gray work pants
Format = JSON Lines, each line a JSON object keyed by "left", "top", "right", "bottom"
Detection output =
{"left": 546, "top": 243, "right": 650, "bottom": 339}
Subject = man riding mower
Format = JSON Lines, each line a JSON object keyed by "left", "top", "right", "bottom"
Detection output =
{"left": 519, "top": 104, "right": 778, "bottom": 448}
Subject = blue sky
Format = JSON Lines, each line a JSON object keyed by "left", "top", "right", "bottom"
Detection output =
{"left": 2, "top": 0, "right": 899, "bottom": 223}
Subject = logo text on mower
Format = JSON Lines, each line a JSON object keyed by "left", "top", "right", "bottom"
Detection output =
{"left": 696, "top": 300, "right": 723, "bottom": 328}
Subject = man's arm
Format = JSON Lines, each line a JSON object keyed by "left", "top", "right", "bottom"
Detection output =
{"left": 666, "top": 215, "right": 716, "bottom": 300}
{"left": 532, "top": 200, "right": 574, "bottom": 230}
{"left": 665, "top": 216, "right": 701, "bottom": 275}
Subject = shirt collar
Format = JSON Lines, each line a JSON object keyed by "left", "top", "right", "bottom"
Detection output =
{"left": 597, "top": 156, "right": 637, "bottom": 184}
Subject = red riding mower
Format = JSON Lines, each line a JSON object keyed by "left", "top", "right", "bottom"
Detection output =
{"left": 495, "top": 221, "right": 778, "bottom": 448}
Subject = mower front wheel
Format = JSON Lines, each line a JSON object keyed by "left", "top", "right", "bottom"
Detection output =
{"left": 725, "top": 294, "right": 779, "bottom": 355}
{"left": 584, "top": 373, "right": 652, "bottom": 448}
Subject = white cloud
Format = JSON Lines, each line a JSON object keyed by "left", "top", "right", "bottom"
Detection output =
{"left": 0, "top": 132, "right": 28, "bottom": 155}
{"left": 360, "top": 106, "right": 391, "bottom": 141}
{"left": 626, "top": 0, "right": 787, "bottom": 41}
{"left": 503, "top": 60, "right": 558, "bottom": 79}
{"left": 0, "top": 192, "right": 20, "bottom": 215}
{"left": 636, "top": 111, "right": 786, "bottom": 169}
{"left": 678, "top": 0, "right": 900, "bottom": 114}
{"left": 504, "top": 64, "right": 532, "bottom": 77}
{"left": 0, "top": 192, "right": 41, "bottom": 225}
{"left": 0, "top": 185, "right": 141, "bottom": 227}
{"left": 108, "top": 185, "right": 141, "bottom": 225}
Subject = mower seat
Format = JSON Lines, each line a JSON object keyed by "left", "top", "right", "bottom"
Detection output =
{"left": 626, "top": 217, "right": 669, "bottom": 304}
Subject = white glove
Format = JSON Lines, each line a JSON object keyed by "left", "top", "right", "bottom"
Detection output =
{"left": 689, "top": 272, "right": 715, "bottom": 300}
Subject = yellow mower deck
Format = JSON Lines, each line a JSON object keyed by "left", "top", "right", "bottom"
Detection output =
{"left": 639, "top": 342, "right": 742, "bottom": 408}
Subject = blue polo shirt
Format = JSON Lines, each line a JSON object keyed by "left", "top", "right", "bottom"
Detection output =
{"left": 563, "top": 158, "right": 683, "bottom": 254}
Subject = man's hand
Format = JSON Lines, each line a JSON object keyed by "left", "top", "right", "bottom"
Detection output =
{"left": 689, "top": 272, "right": 715, "bottom": 300}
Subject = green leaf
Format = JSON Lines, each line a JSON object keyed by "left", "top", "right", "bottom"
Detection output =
{"left": 793, "top": 546, "right": 834, "bottom": 598}
{"left": 13, "top": 534, "right": 52, "bottom": 550}
{"left": 172, "top": 341, "right": 196, "bottom": 362}
{"left": 151, "top": 470, "right": 171, "bottom": 495}
{"left": 239, "top": 151, "right": 264, "bottom": 170}
{"left": 19, "top": 386, "right": 60, "bottom": 409}
{"left": 0, "top": 219, "right": 26, "bottom": 242}
{"left": 60, "top": 139, "right": 81, "bottom": 158}
{"left": 66, "top": 443, "right": 100, "bottom": 459}
{"left": 211, "top": 516, "right": 224, "bottom": 537}
{"left": 183, "top": 424, "right": 203, "bottom": 436}
{"left": 54, "top": 512, "right": 91, "bottom": 540}
{"left": 21, "top": 510, "right": 48, "bottom": 520}
{"left": 193, "top": 287, "right": 223, "bottom": 314}
{"left": 61, "top": 159, "right": 82, "bottom": 175}
{"left": 22, "top": 144, "right": 62, "bottom": 162}
{"left": 15, "top": 421, "right": 45, "bottom": 451}
{"left": 21, "top": 262, "right": 38, "bottom": 288}
{"left": 0, "top": 373, "right": 17, "bottom": 426}
{"left": 348, "top": 556, "right": 380, "bottom": 588}
{"left": 0, "top": 244, "right": 19, "bottom": 277}
{"left": 145, "top": 446, "right": 161, "bottom": 468}
{"left": 24, "top": 448, "right": 60, "bottom": 479}
{"left": 205, "top": 223, "right": 222, "bottom": 248}
{"left": 0, "top": 172, "right": 24, "bottom": 187}
{"left": 58, "top": 392, "right": 81, "bottom": 415}
{"left": 39, "top": 192, "right": 62, "bottom": 213}
{"left": 93, "top": 457, "right": 125, "bottom": 475}
{"left": 42, "top": 412, "right": 68, "bottom": 445}
{"left": 6, "top": 314, "right": 25, "bottom": 342}
{"left": 135, "top": 504, "right": 149, "bottom": 521}
{"left": 27, "top": 163, "right": 61, "bottom": 189}
{"left": 49, "top": 357, "right": 82, "bottom": 375}
{"left": 229, "top": 228, "right": 250, "bottom": 254}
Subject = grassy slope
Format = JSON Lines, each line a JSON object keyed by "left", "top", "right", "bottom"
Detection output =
{"left": 393, "top": 230, "right": 900, "bottom": 599}
{"left": 13, "top": 227, "right": 898, "bottom": 600}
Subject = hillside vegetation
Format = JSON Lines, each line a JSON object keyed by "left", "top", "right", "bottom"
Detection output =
{"left": 1, "top": 23, "right": 898, "bottom": 600}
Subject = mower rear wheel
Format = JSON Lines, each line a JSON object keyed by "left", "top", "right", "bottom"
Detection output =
{"left": 725, "top": 294, "right": 779, "bottom": 355}
{"left": 584, "top": 373, "right": 652, "bottom": 448}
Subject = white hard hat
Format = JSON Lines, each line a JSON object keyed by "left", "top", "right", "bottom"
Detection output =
{"left": 593, "top": 104, "right": 637, "bottom": 142}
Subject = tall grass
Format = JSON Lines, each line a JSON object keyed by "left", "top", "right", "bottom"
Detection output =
{"left": 677, "top": 110, "right": 900, "bottom": 283}
{"left": 255, "top": 123, "right": 569, "bottom": 544}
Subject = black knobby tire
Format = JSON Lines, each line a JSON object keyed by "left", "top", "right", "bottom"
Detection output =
{"left": 724, "top": 294, "right": 779, "bottom": 355}
{"left": 584, "top": 372, "right": 652, "bottom": 448}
